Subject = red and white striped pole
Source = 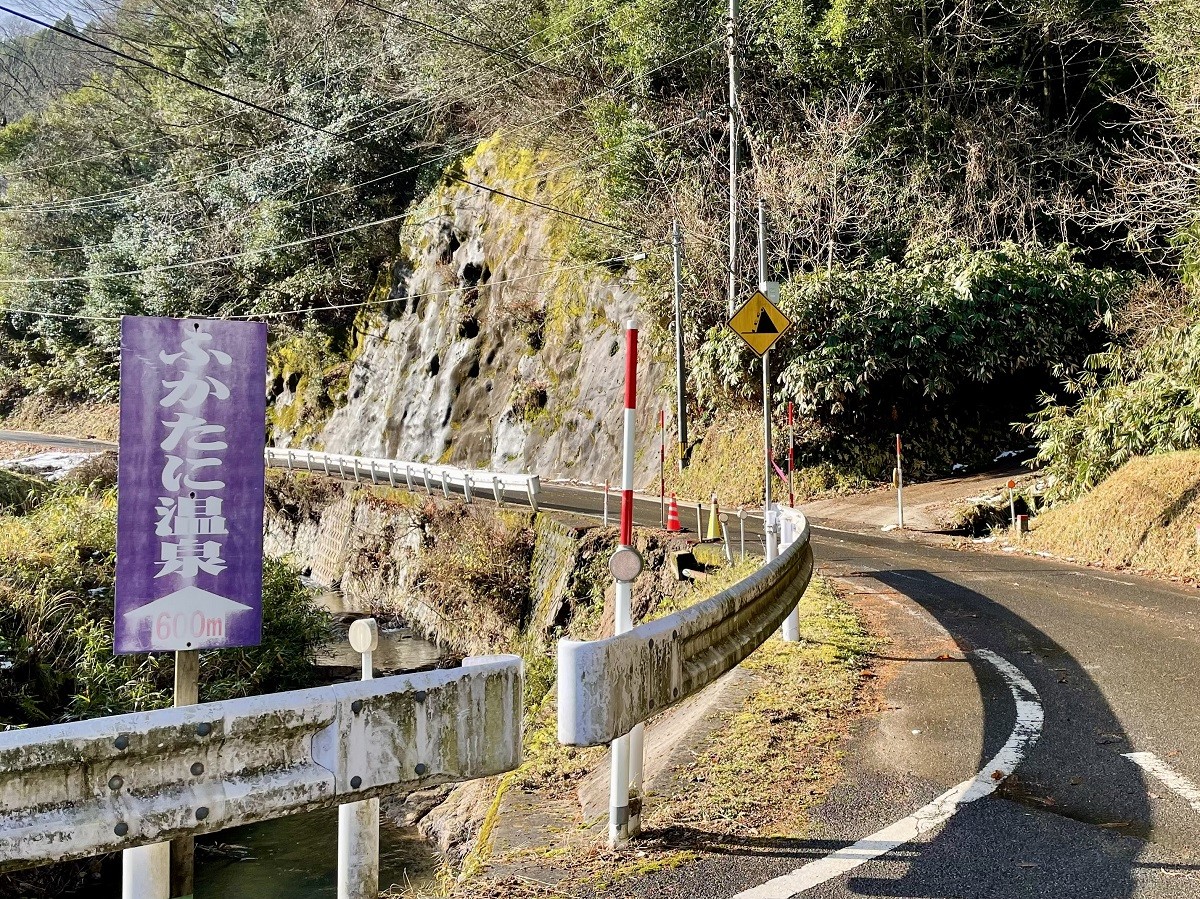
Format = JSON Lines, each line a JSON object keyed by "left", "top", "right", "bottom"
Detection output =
{"left": 787, "top": 401, "right": 795, "bottom": 508}
{"left": 610, "top": 319, "right": 641, "bottom": 847}
{"left": 620, "top": 322, "right": 637, "bottom": 549}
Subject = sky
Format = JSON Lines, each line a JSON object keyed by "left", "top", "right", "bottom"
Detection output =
{"left": 0, "top": 2, "right": 96, "bottom": 33}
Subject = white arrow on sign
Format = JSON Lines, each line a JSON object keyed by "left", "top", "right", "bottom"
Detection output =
{"left": 124, "top": 585, "right": 252, "bottom": 650}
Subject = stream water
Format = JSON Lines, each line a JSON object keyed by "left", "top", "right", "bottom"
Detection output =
{"left": 192, "top": 618, "right": 444, "bottom": 897}
{"left": 89, "top": 613, "right": 444, "bottom": 897}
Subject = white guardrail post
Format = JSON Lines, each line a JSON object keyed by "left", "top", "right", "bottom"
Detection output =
{"left": 262, "top": 449, "right": 542, "bottom": 512}
{"left": 779, "top": 506, "right": 801, "bottom": 642}
{"left": 339, "top": 619, "right": 381, "bottom": 899}
{"left": 0, "top": 657, "right": 523, "bottom": 875}
{"left": 557, "top": 509, "right": 813, "bottom": 837}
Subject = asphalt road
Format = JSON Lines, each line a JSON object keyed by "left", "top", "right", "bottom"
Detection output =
{"left": 0, "top": 429, "right": 117, "bottom": 453}
{"left": 538, "top": 481, "right": 768, "bottom": 550}
{"left": 6, "top": 430, "right": 1195, "bottom": 895}
{"left": 596, "top": 521, "right": 1200, "bottom": 898}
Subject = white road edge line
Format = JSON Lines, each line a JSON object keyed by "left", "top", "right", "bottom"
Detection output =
{"left": 1123, "top": 752, "right": 1200, "bottom": 812}
{"left": 731, "top": 649, "right": 1043, "bottom": 899}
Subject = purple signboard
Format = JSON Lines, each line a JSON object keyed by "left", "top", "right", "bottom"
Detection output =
{"left": 115, "top": 316, "right": 267, "bottom": 654}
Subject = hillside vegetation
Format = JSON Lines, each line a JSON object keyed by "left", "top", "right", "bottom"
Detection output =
{"left": 0, "top": 0, "right": 1198, "bottom": 488}
{"left": 1027, "top": 451, "right": 1200, "bottom": 578}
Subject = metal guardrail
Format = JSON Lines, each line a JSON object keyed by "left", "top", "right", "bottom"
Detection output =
{"left": 264, "top": 448, "right": 541, "bottom": 511}
{"left": 556, "top": 508, "right": 813, "bottom": 746}
{"left": 0, "top": 656, "right": 523, "bottom": 870}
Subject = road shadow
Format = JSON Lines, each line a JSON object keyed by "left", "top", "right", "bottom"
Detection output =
{"left": 839, "top": 569, "right": 1154, "bottom": 898}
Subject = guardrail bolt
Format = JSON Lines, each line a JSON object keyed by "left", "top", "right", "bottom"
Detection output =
{"left": 113, "top": 735, "right": 129, "bottom": 750}
{"left": 195, "top": 807, "right": 210, "bottom": 821}
{"left": 108, "top": 775, "right": 124, "bottom": 791}
{"left": 190, "top": 762, "right": 205, "bottom": 776}
{"left": 415, "top": 763, "right": 427, "bottom": 776}
{"left": 351, "top": 775, "right": 363, "bottom": 789}
{"left": 351, "top": 700, "right": 364, "bottom": 715}
{"left": 195, "top": 722, "right": 212, "bottom": 737}
{"left": 413, "top": 691, "right": 427, "bottom": 703}
{"left": 114, "top": 822, "right": 129, "bottom": 837}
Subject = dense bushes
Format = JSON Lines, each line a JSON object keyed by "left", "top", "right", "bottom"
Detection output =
{"left": 693, "top": 244, "right": 1127, "bottom": 478}
{"left": 412, "top": 501, "right": 536, "bottom": 627}
{"left": 1029, "top": 313, "right": 1200, "bottom": 501}
{"left": 0, "top": 486, "right": 332, "bottom": 728}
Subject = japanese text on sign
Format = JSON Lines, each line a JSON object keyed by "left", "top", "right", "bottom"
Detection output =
{"left": 115, "top": 317, "right": 267, "bottom": 654}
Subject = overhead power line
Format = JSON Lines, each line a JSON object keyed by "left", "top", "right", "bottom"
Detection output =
{"left": 0, "top": 3, "right": 625, "bottom": 215}
{"left": 0, "top": 5, "right": 345, "bottom": 140}
{"left": 0, "top": 249, "right": 654, "bottom": 322}
{"left": 236, "top": 250, "right": 656, "bottom": 319}
{"left": 348, "top": 0, "right": 579, "bottom": 82}
{"left": 452, "top": 176, "right": 646, "bottom": 237}
{"left": 0, "top": 37, "right": 719, "bottom": 281}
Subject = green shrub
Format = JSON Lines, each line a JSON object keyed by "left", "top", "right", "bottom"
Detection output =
{"left": 1028, "top": 310, "right": 1200, "bottom": 502}
{"left": 0, "top": 488, "right": 332, "bottom": 728}
{"left": 694, "top": 243, "right": 1127, "bottom": 478}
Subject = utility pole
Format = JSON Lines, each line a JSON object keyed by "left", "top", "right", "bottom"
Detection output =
{"left": 758, "top": 200, "right": 776, "bottom": 566}
{"left": 759, "top": 199, "right": 799, "bottom": 643}
{"left": 672, "top": 219, "right": 687, "bottom": 470}
{"left": 727, "top": 0, "right": 739, "bottom": 318}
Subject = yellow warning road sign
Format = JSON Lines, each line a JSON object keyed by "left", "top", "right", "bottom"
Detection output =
{"left": 728, "top": 290, "right": 791, "bottom": 356}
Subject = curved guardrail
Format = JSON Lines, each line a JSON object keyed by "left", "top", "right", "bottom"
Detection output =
{"left": 557, "top": 508, "right": 814, "bottom": 746}
{"left": 264, "top": 448, "right": 541, "bottom": 511}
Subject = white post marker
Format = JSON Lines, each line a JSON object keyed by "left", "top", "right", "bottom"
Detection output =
{"left": 779, "top": 500, "right": 800, "bottom": 642}
{"left": 1007, "top": 478, "right": 1017, "bottom": 533}
{"left": 610, "top": 320, "right": 644, "bottom": 847}
{"left": 338, "top": 618, "right": 380, "bottom": 899}
{"left": 896, "top": 434, "right": 905, "bottom": 530}
{"left": 123, "top": 843, "right": 170, "bottom": 899}
{"left": 738, "top": 506, "right": 746, "bottom": 561}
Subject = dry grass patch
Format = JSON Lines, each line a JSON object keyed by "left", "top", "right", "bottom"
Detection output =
{"left": 645, "top": 576, "right": 878, "bottom": 838}
{"left": 1027, "top": 450, "right": 1200, "bottom": 578}
{"left": 394, "top": 575, "right": 876, "bottom": 899}
{"left": 664, "top": 412, "right": 871, "bottom": 507}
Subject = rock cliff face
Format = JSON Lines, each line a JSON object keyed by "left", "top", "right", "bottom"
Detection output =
{"left": 315, "top": 136, "right": 668, "bottom": 484}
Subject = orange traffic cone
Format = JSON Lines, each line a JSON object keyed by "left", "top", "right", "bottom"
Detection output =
{"left": 666, "top": 493, "right": 681, "bottom": 532}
